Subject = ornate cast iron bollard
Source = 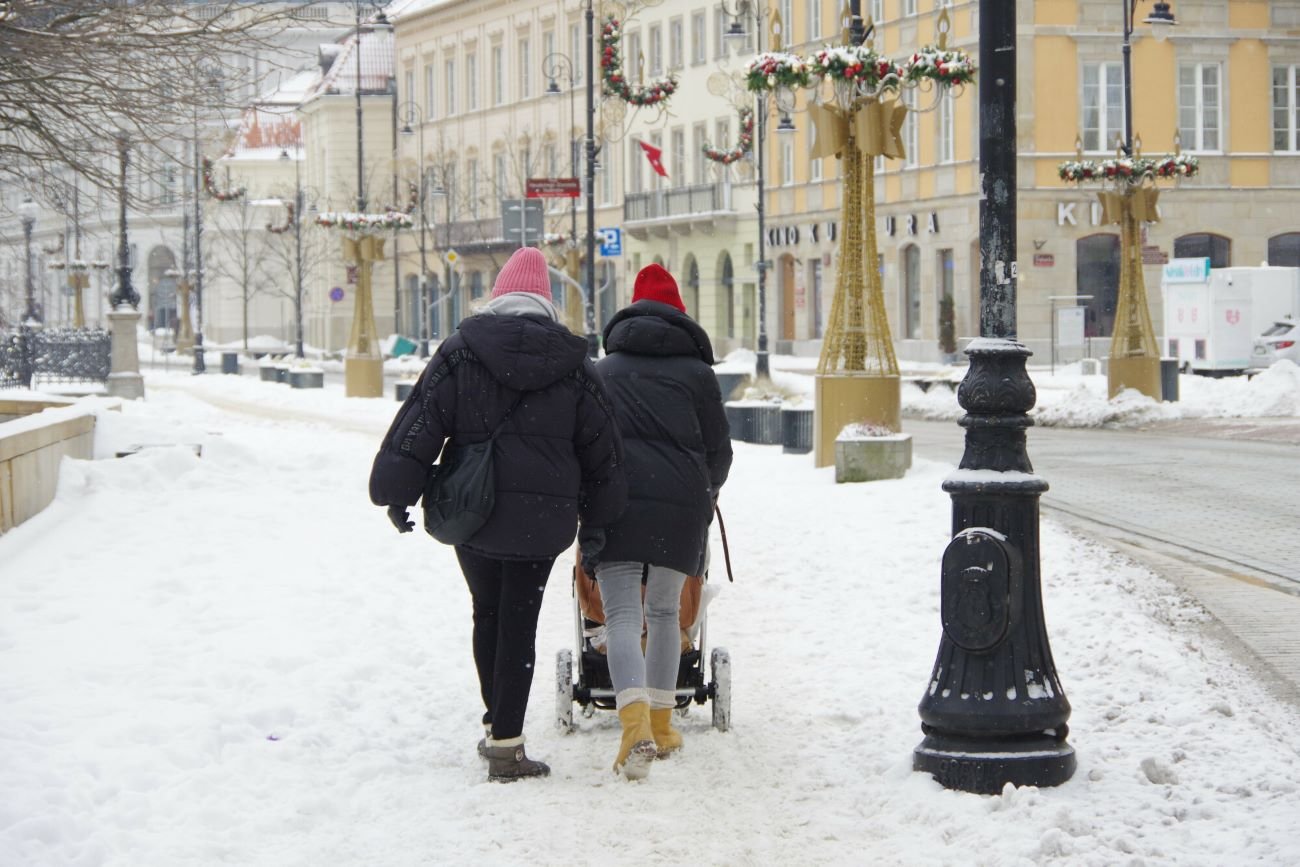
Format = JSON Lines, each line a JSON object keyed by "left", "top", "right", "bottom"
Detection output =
{"left": 913, "top": 340, "right": 1075, "bottom": 793}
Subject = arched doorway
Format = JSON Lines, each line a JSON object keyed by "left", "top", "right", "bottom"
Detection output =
{"left": 717, "top": 250, "right": 738, "bottom": 341}
{"left": 1076, "top": 234, "right": 1120, "bottom": 337}
{"left": 147, "top": 245, "right": 177, "bottom": 333}
{"left": 1267, "top": 233, "right": 1300, "bottom": 267}
{"left": 1173, "top": 233, "right": 1231, "bottom": 268}
{"left": 681, "top": 254, "right": 699, "bottom": 316}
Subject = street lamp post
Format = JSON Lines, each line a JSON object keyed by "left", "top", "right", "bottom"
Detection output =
{"left": 106, "top": 131, "right": 145, "bottom": 399}
{"left": 279, "top": 146, "right": 307, "bottom": 358}
{"left": 399, "top": 102, "right": 431, "bottom": 356}
{"left": 721, "top": 3, "right": 774, "bottom": 381}
{"left": 544, "top": 52, "right": 586, "bottom": 338}
{"left": 912, "top": 0, "right": 1074, "bottom": 794}
{"left": 192, "top": 113, "right": 208, "bottom": 374}
{"left": 428, "top": 179, "right": 453, "bottom": 339}
{"left": 343, "top": 2, "right": 391, "bottom": 398}
{"left": 20, "top": 198, "right": 40, "bottom": 325}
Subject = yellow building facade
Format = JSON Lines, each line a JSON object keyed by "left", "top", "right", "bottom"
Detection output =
{"left": 763, "top": 0, "right": 1300, "bottom": 363}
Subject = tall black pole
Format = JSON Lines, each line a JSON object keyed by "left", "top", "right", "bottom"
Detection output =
{"left": 753, "top": 3, "right": 770, "bottom": 381}
{"left": 417, "top": 122, "right": 429, "bottom": 357}
{"left": 391, "top": 74, "right": 400, "bottom": 338}
{"left": 192, "top": 125, "right": 206, "bottom": 373}
{"left": 355, "top": 2, "right": 366, "bottom": 213}
{"left": 110, "top": 133, "right": 139, "bottom": 310}
{"left": 913, "top": 0, "right": 1075, "bottom": 794}
{"left": 294, "top": 149, "right": 305, "bottom": 359}
{"left": 583, "top": 0, "right": 599, "bottom": 359}
{"left": 1121, "top": 0, "right": 1134, "bottom": 156}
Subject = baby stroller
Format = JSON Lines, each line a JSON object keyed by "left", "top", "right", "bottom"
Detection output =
{"left": 554, "top": 557, "right": 732, "bottom": 734}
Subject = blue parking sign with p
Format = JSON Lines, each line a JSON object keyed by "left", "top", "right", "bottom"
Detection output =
{"left": 598, "top": 228, "right": 622, "bottom": 257}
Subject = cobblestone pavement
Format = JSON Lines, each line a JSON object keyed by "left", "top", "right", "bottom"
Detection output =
{"left": 905, "top": 416, "right": 1300, "bottom": 707}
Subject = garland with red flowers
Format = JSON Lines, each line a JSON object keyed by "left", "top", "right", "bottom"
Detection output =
{"left": 202, "top": 156, "right": 246, "bottom": 201}
{"left": 266, "top": 203, "right": 295, "bottom": 234}
{"left": 600, "top": 16, "right": 678, "bottom": 107}
{"left": 1058, "top": 153, "right": 1199, "bottom": 185}
{"left": 702, "top": 107, "right": 755, "bottom": 165}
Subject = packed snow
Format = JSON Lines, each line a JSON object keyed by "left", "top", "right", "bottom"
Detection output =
{"left": 3, "top": 367, "right": 1299, "bottom": 866}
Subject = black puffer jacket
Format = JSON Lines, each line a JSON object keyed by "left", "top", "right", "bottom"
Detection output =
{"left": 369, "top": 312, "right": 627, "bottom": 560}
{"left": 594, "top": 301, "right": 732, "bottom": 575}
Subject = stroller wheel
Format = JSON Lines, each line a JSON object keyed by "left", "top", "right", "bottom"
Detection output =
{"left": 555, "top": 649, "right": 574, "bottom": 733}
{"left": 710, "top": 647, "right": 731, "bottom": 733}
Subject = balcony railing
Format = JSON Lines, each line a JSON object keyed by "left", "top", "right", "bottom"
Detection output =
{"left": 624, "top": 182, "right": 732, "bottom": 223}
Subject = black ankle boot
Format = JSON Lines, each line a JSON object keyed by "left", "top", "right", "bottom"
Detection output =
{"left": 484, "top": 739, "right": 550, "bottom": 782}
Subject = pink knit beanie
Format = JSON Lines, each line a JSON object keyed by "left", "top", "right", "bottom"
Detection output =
{"left": 490, "top": 247, "right": 552, "bottom": 301}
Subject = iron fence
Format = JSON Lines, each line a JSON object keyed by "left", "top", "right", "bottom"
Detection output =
{"left": 0, "top": 327, "right": 112, "bottom": 390}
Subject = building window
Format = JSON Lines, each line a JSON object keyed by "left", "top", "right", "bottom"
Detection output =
{"left": 809, "top": 120, "right": 822, "bottom": 180}
{"left": 810, "top": 258, "right": 824, "bottom": 337}
{"left": 568, "top": 24, "right": 584, "bottom": 84}
{"left": 779, "top": 0, "right": 793, "bottom": 46}
{"left": 492, "top": 46, "right": 504, "bottom": 105}
{"left": 902, "top": 244, "right": 921, "bottom": 339}
{"left": 669, "top": 17, "right": 684, "bottom": 69}
{"left": 466, "top": 53, "right": 478, "bottom": 111}
{"left": 444, "top": 59, "right": 456, "bottom": 115}
{"left": 403, "top": 69, "right": 414, "bottom": 115}
{"left": 519, "top": 38, "right": 531, "bottom": 98}
{"left": 467, "top": 159, "right": 479, "bottom": 217}
{"left": 871, "top": 0, "right": 883, "bottom": 24}
{"left": 1174, "top": 233, "right": 1231, "bottom": 268}
{"left": 693, "top": 122, "right": 708, "bottom": 183}
{"left": 1268, "top": 233, "right": 1300, "bottom": 266}
{"left": 714, "top": 7, "right": 728, "bottom": 59}
{"left": 1274, "top": 65, "right": 1300, "bottom": 152}
{"left": 600, "top": 151, "right": 614, "bottom": 204}
{"left": 1179, "top": 62, "right": 1222, "bottom": 152}
{"left": 543, "top": 31, "right": 554, "bottom": 70}
{"left": 781, "top": 138, "right": 794, "bottom": 185}
{"left": 629, "top": 139, "right": 643, "bottom": 193}
{"left": 671, "top": 127, "right": 685, "bottom": 187}
{"left": 625, "top": 32, "right": 642, "bottom": 83}
{"left": 808, "top": 0, "right": 822, "bottom": 39}
{"left": 650, "top": 131, "right": 665, "bottom": 190}
{"left": 649, "top": 25, "right": 663, "bottom": 75}
{"left": 691, "top": 11, "right": 706, "bottom": 65}
{"left": 1082, "top": 62, "right": 1124, "bottom": 152}
{"left": 715, "top": 116, "right": 730, "bottom": 153}
{"left": 903, "top": 0, "right": 917, "bottom": 16}
{"left": 424, "top": 63, "right": 436, "bottom": 118}
{"left": 1076, "top": 234, "right": 1120, "bottom": 337}
{"left": 937, "top": 90, "right": 954, "bottom": 163}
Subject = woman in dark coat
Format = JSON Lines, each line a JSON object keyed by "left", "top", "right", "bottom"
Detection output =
{"left": 581, "top": 263, "right": 732, "bottom": 779}
{"left": 370, "top": 247, "right": 627, "bottom": 782}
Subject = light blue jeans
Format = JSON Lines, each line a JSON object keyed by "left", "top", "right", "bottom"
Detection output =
{"left": 595, "top": 561, "right": 686, "bottom": 710}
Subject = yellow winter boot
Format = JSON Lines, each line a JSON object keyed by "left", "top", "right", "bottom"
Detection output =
{"left": 650, "top": 708, "right": 683, "bottom": 757}
{"left": 614, "top": 702, "right": 657, "bottom": 780}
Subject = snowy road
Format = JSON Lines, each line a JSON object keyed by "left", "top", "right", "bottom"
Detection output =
{"left": 3, "top": 372, "right": 1300, "bottom": 866}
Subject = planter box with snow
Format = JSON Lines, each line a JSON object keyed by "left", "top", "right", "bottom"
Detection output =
{"left": 835, "top": 433, "right": 912, "bottom": 483}
{"left": 780, "top": 406, "right": 814, "bottom": 454}
{"left": 258, "top": 363, "right": 280, "bottom": 383}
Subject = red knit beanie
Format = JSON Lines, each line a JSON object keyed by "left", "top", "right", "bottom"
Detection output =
{"left": 491, "top": 247, "right": 552, "bottom": 300}
{"left": 631, "top": 263, "right": 685, "bottom": 313}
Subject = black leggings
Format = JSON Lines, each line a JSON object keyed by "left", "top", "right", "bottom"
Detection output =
{"left": 455, "top": 548, "right": 555, "bottom": 741}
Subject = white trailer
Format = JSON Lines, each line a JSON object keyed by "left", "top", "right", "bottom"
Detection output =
{"left": 1161, "top": 262, "right": 1300, "bottom": 376}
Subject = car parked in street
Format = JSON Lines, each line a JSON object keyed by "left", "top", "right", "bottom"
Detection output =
{"left": 1250, "top": 317, "right": 1300, "bottom": 371}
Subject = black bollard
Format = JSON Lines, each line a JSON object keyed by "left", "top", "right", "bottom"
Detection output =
{"left": 913, "top": 340, "right": 1075, "bottom": 793}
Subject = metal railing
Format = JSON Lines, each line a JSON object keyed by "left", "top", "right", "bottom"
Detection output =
{"left": 624, "top": 183, "right": 732, "bottom": 223}
{"left": 0, "top": 327, "right": 112, "bottom": 390}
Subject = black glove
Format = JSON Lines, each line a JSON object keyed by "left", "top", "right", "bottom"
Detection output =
{"left": 578, "top": 526, "right": 605, "bottom": 576}
{"left": 387, "top": 505, "right": 415, "bottom": 534}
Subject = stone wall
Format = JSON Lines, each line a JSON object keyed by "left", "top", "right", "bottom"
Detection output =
{"left": 0, "top": 400, "right": 98, "bottom": 534}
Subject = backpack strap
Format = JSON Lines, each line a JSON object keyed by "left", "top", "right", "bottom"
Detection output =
{"left": 489, "top": 391, "right": 526, "bottom": 440}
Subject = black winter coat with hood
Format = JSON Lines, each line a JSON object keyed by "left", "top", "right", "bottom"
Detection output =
{"left": 594, "top": 300, "right": 732, "bottom": 576}
{"left": 369, "top": 312, "right": 627, "bottom": 560}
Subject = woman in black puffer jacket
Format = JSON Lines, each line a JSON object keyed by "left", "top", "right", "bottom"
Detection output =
{"left": 581, "top": 263, "right": 732, "bottom": 779}
{"left": 369, "top": 247, "right": 626, "bottom": 782}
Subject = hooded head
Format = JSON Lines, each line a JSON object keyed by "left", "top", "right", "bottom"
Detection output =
{"left": 490, "top": 247, "right": 552, "bottom": 301}
{"left": 631, "top": 263, "right": 686, "bottom": 313}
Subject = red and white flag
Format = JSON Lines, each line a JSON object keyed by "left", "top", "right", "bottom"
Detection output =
{"left": 639, "top": 140, "right": 668, "bottom": 178}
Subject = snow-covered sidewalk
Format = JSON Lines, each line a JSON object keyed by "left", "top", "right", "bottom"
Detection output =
{"left": 2, "top": 371, "right": 1299, "bottom": 866}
